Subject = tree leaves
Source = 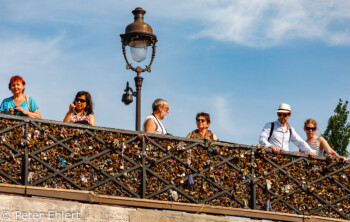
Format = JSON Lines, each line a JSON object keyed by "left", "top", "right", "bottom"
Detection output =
{"left": 323, "top": 99, "right": 350, "bottom": 158}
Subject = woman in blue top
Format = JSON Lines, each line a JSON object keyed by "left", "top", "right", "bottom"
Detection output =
{"left": 0, "top": 75, "right": 41, "bottom": 118}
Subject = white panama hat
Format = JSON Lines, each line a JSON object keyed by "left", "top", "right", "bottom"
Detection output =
{"left": 277, "top": 103, "right": 291, "bottom": 113}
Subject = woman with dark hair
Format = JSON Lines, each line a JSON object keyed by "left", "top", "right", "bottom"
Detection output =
{"left": 63, "top": 91, "right": 95, "bottom": 126}
{"left": 187, "top": 112, "right": 217, "bottom": 140}
{"left": 303, "top": 118, "right": 347, "bottom": 162}
{"left": 0, "top": 75, "right": 41, "bottom": 118}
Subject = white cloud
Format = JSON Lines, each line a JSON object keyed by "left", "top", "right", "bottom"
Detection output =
{"left": 0, "top": 0, "right": 138, "bottom": 26}
{"left": 2, "top": 0, "right": 350, "bottom": 47}
{"left": 187, "top": 0, "right": 350, "bottom": 47}
{"left": 0, "top": 34, "right": 64, "bottom": 72}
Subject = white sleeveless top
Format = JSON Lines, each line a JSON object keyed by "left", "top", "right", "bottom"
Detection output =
{"left": 143, "top": 114, "right": 167, "bottom": 134}
{"left": 309, "top": 137, "right": 325, "bottom": 156}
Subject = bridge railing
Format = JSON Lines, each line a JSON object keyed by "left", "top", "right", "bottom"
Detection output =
{"left": 0, "top": 114, "right": 349, "bottom": 220}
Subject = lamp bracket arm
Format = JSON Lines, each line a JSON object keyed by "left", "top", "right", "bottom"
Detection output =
{"left": 145, "top": 43, "right": 156, "bottom": 72}
{"left": 129, "top": 87, "right": 136, "bottom": 96}
{"left": 124, "top": 81, "right": 136, "bottom": 96}
{"left": 122, "top": 43, "right": 137, "bottom": 72}
{"left": 145, "top": 43, "right": 157, "bottom": 72}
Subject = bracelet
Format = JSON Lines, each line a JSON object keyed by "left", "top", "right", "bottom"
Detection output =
{"left": 331, "top": 152, "right": 336, "bottom": 157}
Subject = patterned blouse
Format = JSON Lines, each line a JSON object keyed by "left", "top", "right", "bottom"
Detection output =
{"left": 188, "top": 129, "right": 215, "bottom": 139}
{"left": 70, "top": 111, "right": 91, "bottom": 125}
{"left": 309, "top": 137, "right": 325, "bottom": 156}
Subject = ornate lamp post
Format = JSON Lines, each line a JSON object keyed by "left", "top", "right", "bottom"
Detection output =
{"left": 120, "top": 7, "right": 157, "bottom": 131}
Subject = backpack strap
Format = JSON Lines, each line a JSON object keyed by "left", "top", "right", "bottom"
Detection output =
{"left": 26, "top": 95, "right": 31, "bottom": 112}
{"left": 287, "top": 122, "right": 292, "bottom": 142}
{"left": 268, "top": 121, "right": 292, "bottom": 143}
{"left": 268, "top": 122, "right": 274, "bottom": 142}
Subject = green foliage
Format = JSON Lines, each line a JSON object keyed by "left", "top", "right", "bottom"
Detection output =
{"left": 323, "top": 99, "right": 350, "bottom": 158}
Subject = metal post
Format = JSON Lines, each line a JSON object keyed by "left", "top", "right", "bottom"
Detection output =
{"left": 141, "top": 134, "right": 146, "bottom": 198}
{"left": 250, "top": 151, "right": 256, "bottom": 209}
{"left": 23, "top": 122, "right": 29, "bottom": 195}
{"left": 134, "top": 72, "right": 144, "bottom": 131}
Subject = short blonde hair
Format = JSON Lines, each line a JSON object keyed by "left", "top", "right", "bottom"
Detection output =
{"left": 304, "top": 119, "right": 317, "bottom": 128}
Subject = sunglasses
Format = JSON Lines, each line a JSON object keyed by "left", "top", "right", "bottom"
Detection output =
{"left": 75, "top": 99, "right": 86, "bottom": 103}
{"left": 305, "top": 127, "right": 316, "bottom": 131}
{"left": 196, "top": 119, "right": 207, "bottom": 123}
{"left": 278, "top": 113, "right": 290, "bottom": 117}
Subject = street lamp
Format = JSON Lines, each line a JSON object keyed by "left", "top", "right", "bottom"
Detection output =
{"left": 120, "top": 7, "right": 157, "bottom": 131}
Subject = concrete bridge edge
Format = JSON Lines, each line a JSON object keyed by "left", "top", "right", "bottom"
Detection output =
{"left": 0, "top": 194, "right": 261, "bottom": 222}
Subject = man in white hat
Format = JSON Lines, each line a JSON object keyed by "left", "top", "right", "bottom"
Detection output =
{"left": 259, "top": 103, "right": 316, "bottom": 158}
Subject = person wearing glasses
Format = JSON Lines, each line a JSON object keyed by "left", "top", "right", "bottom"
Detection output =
{"left": 0, "top": 75, "right": 41, "bottom": 118}
{"left": 143, "top": 98, "right": 169, "bottom": 134}
{"left": 303, "top": 119, "right": 347, "bottom": 162}
{"left": 259, "top": 103, "right": 316, "bottom": 158}
{"left": 187, "top": 112, "right": 217, "bottom": 140}
{"left": 63, "top": 91, "right": 95, "bottom": 126}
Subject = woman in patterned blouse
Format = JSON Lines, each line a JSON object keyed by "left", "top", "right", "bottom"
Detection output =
{"left": 186, "top": 112, "right": 217, "bottom": 140}
{"left": 63, "top": 91, "right": 95, "bottom": 126}
{"left": 304, "top": 119, "right": 346, "bottom": 162}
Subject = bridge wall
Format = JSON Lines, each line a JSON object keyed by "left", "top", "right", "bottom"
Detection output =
{"left": 0, "top": 194, "right": 259, "bottom": 222}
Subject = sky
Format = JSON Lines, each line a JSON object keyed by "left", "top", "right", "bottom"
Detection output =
{"left": 1, "top": 0, "right": 350, "bottom": 153}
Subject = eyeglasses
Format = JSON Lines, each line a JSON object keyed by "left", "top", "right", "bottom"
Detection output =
{"left": 163, "top": 106, "right": 169, "bottom": 112}
{"left": 196, "top": 119, "right": 207, "bottom": 123}
{"left": 278, "top": 113, "right": 290, "bottom": 117}
{"left": 75, "top": 99, "right": 86, "bottom": 103}
{"left": 305, "top": 127, "right": 316, "bottom": 131}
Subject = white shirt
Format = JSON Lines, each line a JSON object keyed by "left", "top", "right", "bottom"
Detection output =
{"left": 142, "top": 114, "right": 167, "bottom": 134}
{"left": 259, "top": 120, "right": 315, "bottom": 154}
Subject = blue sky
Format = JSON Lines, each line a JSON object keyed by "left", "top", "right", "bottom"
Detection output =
{"left": 1, "top": 0, "right": 350, "bottom": 153}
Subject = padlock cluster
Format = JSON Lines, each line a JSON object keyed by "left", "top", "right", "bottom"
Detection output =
{"left": 0, "top": 117, "right": 349, "bottom": 220}
{"left": 254, "top": 146, "right": 350, "bottom": 218}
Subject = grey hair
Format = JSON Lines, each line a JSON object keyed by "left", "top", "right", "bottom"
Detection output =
{"left": 152, "top": 99, "right": 167, "bottom": 112}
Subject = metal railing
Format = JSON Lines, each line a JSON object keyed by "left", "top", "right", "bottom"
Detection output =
{"left": 0, "top": 114, "right": 349, "bottom": 220}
